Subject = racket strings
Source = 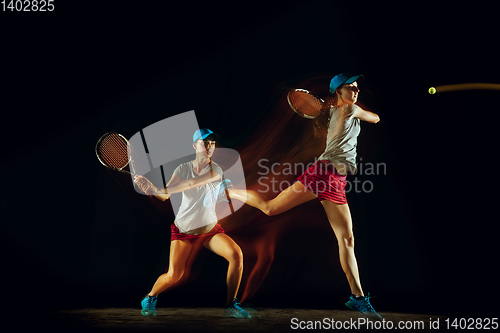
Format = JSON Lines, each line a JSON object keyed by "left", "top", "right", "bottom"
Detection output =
{"left": 289, "top": 91, "right": 323, "bottom": 116}
{"left": 98, "top": 133, "right": 130, "bottom": 169}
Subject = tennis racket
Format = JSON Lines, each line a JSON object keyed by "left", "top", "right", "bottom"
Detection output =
{"left": 96, "top": 132, "right": 161, "bottom": 195}
{"left": 95, "top": 132, "right": 136, "bottom": 175}
{"left": 287, "top": 89, "right": 330, "bottom": 119}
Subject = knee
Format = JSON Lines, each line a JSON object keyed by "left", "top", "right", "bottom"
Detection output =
{"left": 263, "top": 207, "right": 275, "bottom": 216}
{"left": 263, "top": 202, "right": 277, "bottom": 216}
{"left": 228, "top": 247, "right": 244, "bottom": 267}
{"left": 339, "top": 233, "right": 355, "bottom": 248}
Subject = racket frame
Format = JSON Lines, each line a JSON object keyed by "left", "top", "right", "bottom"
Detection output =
{"left": 287, "top": 88, "right": 326, "bottom": 119}
{"left": 95, "top": 132, "right": 135, "bottom": 175}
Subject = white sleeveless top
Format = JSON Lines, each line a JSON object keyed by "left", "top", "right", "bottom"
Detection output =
{"left": 317, "top": 104, "right": 361, "bottom": 175}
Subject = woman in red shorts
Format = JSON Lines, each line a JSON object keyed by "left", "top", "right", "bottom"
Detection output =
{"left": 133, "top": 129, "right": 250, "bottom": 319}
{"left": 228, "top": 74, "right": 382, "bottom": 319}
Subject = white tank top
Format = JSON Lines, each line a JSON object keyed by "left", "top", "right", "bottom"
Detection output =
{"left": 317, "top": 104, "right": 361, "bottom": 175}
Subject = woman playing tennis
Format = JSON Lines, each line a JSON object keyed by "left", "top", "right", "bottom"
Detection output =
{"left": 227, "top": 73, "right": 382, "bottom": 319}
{"left": 133, "top": 129, "right": 251, "bottom": 319}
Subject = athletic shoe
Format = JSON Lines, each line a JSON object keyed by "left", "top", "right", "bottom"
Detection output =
{"left": 141, "top": 295, "right": 157, "bottom": 316}
{"left": 224, "top": 298, "right": 251, "bottom": 319}
{"left": 203, "top": 179, "right": 232, "bottom": 208}
{"left": 345, "top": 293, "right": 382, "bottom": 319}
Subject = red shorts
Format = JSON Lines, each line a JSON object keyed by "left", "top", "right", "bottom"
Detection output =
{"left": 297, "top": 160, "right": 348, "bottom": 204}
{"left": 170, "top": 223, "right": 225, "bottom": 241}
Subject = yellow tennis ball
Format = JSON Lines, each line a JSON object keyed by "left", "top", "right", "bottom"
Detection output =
{"left": 428, "top": 87, "right": 436, "bottom": 94}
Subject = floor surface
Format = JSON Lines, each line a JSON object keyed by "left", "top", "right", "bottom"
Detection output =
{"left": 45, "top": 307, "right": 446, "bottom": 332}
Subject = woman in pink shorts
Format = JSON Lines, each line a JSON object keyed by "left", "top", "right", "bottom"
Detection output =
{"left": 228, "top": 74, "right": 382, "bottom": 319}
{"left": 133, "top": 129, "right": 250, "bottom": 319}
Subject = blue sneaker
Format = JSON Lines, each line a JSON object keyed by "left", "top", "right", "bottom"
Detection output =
{"left": 141, "top": 295, "right": 157, "bottom": 316}
{"left": 345, "top": 293, "right": 382, "bottom": 319}
{"left": 224, "top": 298, "right": 251, "bottom": 319}
{"left": 203, "top": 179, "right": 232, "bottom": 208}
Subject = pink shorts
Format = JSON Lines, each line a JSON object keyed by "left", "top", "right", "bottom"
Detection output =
{"left": 170, "top": 223, "right": 225, "bottom": 241}
{"left": 297, "top": 160, "right": 348, "bottom": 204}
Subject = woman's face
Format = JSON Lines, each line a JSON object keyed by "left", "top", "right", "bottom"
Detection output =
{"left": 337, "top": 82, "right": 359, "bottom": 105}
{"left": 194, "top": 139, "right": 216, "bottom": 158}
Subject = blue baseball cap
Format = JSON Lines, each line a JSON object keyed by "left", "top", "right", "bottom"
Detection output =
{"left": 193, "top": 128, "right": 215, "bottom": 142}
{"left": 329, "top": 73, "right": 364, "bottom": 94}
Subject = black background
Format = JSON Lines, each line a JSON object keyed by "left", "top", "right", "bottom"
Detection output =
{"left": 1, "top": 0, "right": 499, "bottom": 319}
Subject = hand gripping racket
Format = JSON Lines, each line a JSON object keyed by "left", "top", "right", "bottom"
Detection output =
{"left": 95, "top": 132, "right": 136, "bottom": 175}
{"left": 287, "top": 88, "right": 330, "bottom": 119}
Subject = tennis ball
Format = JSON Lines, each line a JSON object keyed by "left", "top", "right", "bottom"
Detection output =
{"left": 428, "top": 87, "right": 436, "bottom": 95}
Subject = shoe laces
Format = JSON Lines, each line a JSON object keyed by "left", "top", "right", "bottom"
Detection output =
{"left": 145, "top": 296, "right": 157, "bottom": 306}
{"left": 354, "top": 293, "right": 377, "bottom": 312}
{"left": 233, "top": 302, "right": 245, "bottom": 311}
{"left": 230, "top": 298, "right": 245, "bottom": 311}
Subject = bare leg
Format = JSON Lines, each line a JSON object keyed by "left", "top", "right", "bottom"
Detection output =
{"left": 321, "top": 200, "right": 363, "bottom": 297}
{"left": 148, "top": 239, "right": 192, "bottom": 296}
{"left": 203, "top": 233, "right": 244, "bottom": 305}
{"left": 228, "top": 181, "right": 317, "bottom": 216}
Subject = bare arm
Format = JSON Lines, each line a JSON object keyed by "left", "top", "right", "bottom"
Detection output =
{"left": 134, "top": 171, "right": 221, "bottom": 201}
{"left": 353, "top": 106, "right": 380, "bottom": 123}
{"left": 152, "top": 174, "right": 179, "bottom": 201}
{"left": 161, "top": 171, "right": 221, "bottom": 195}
